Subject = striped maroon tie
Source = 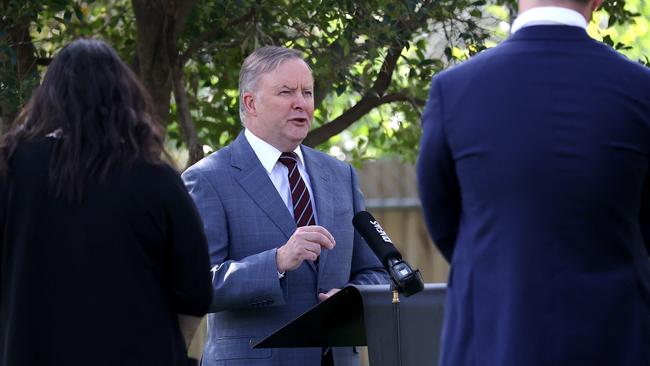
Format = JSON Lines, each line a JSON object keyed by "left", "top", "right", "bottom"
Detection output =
{"left": 278, "top": 152, "right": 316, "bottom": 227}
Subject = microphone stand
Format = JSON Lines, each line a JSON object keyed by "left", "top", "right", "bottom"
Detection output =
{"left": 391, "top": 283, "right": 403, "bottom": 366}
{"left": 387, "top": 258, "right": 422, "bottom": 366}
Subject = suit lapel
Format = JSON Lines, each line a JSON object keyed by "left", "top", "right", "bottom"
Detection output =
{"left": 230, "top": 132, "right": 297, "bottom": 240}
{"left": 302, "top": 146, "right": 334, "bottom": 275}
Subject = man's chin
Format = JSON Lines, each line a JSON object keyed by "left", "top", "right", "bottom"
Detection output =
{"left": 286, "top": 127, "right": 310, "bottom": 141}
{"left": 279, "top": 134, "right": 308, "bottom": 151}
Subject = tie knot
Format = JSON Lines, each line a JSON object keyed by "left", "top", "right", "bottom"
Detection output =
{"left": 278, "top": 152, "right": 298, "bottom": 168}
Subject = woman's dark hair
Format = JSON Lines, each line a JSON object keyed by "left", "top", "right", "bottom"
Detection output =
{"left": 0, "top": 39, "right": 169, "bottom": 203}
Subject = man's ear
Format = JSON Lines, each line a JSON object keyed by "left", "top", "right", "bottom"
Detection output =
{"left": 243, "top": 92, "right": 257, "bottom": 117}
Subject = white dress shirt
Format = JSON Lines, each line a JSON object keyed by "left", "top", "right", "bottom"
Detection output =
{"left": 244, "top": 128, "right": 318, "bottom": 223}
{"left": 511, "top": 6, "right": 588, "bottom": 34}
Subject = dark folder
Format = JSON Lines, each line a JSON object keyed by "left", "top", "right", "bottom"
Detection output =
{"left": 253, "top": 283, "right": 447, "bottom": 366}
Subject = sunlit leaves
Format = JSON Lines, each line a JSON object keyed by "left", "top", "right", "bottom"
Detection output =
{"left": 2, "top": 0, "right": 646, "bottom": 163}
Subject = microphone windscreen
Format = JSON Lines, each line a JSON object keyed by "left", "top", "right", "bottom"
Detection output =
{"left": 353, "top": 211, "right": 402, "bottom": 266}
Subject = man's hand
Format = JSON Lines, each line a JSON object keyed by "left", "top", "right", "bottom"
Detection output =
{"left": 318, "top": 288, "right": 340, "bottom": 302}
{"left": 276, "top": 226, "right": 335, "bottom": 272}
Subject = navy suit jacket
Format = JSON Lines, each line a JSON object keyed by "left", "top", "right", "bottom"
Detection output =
{"left": 182, "top": 132, "right": 388, "bottom": 366}
{"left": 417, "top": 26, "right": 650, "bottom": 366}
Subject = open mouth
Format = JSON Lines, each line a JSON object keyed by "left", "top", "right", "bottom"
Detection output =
{"left": 288, "top": 118, "right": 308, "bottom": 124}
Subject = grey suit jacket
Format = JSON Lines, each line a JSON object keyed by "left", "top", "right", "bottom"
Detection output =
{"left": 182, "top": 132, "right": 389, "bottom": 366}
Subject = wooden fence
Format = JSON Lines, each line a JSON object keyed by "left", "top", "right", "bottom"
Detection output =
{"left": 358, "top": 158, "right": 449, "bottom": 284}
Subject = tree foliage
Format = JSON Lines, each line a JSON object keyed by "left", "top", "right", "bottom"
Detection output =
{"left": 0, "top": 0, "right": 647, "bottom": 167}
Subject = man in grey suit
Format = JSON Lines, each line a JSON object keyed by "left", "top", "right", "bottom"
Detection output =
{"left": 182, "top": 46, "right": 389, "bottom": 366}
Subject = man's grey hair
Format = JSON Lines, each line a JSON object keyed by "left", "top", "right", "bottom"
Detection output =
{"left": 238, "top": 46, "right": 312, "bottom": 123}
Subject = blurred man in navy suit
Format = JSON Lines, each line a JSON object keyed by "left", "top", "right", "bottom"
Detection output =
{"left": 417, "top": 1, "right": 650, "bottom": 365}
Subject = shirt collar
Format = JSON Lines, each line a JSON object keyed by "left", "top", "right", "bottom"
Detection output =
{"left": 511, "top": 6, "right": 587, "bottom": 34}
{"left": 244, "top": 128, "right": 305, "bottom": 174}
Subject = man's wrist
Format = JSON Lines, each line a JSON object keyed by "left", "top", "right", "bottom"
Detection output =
{"left": 276, "top": 247, "right": 286, "bottom": 277}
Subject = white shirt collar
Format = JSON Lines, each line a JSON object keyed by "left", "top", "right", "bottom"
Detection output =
{"left": 244, "top": 128, "right": 305, "bottom": 174}
{"left": 511, "top": 6, "right": 587, "bottom": 34}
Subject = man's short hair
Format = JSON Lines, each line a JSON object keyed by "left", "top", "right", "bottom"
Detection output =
{"left": 238, "top": 46, "right": 311, "bottom": 123}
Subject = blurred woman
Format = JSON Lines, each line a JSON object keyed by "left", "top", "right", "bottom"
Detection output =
{"left": 0, "top": 39, "right": 212, "bottom": 366}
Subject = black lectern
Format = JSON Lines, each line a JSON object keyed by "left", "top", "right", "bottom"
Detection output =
{"left": 253, "top": 283, "right": 447, "bottom": 366}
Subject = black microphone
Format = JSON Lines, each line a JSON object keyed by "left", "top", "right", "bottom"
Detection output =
{"left": 353, "top": 211, "right": 424, "bottom": 296}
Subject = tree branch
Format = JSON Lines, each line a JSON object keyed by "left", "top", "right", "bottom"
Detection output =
{"left": 303, "top": 91, "right": 417, "bottom": 147}
{"left": 172, "top": 64, "right": 203, "bottom": 166}
{"left": 304, "top": 42, "right": 404, "bottom": 147}
{"left": 371, "top": 44, "right": 403, "bottom": 95}
{"left": 179, "top": 6, "right": 256, "bottom": 65}
{"left": 305, "top": 0, "right": 440, "bottom": 145}
{"left": 164, "top": 0, "right": 203, "bottom": 164}
{"left": 36, "top": 57, "right": 52, "bottom": 66}
{"left": 307, "top": 0, "right": 487, "bottom": 148}
{"left": 310, "top": 24, "right": 371, "bottom": 109}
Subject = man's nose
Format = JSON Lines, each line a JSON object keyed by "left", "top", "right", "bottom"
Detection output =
{"left": 292, "top": 94, "right": 308, "bottom": 110}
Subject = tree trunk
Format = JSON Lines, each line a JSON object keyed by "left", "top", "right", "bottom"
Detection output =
{"left": 132, "top": 0, "right": 202, "bottom": 164}
{"left": 0, "top": 8, "right": 38, "bottom": 132}
{"left": 172, "top": 64, "right": 203, "bottom": 166}
{"left": 132, "top": 0, "right": 174, "bottom": 125}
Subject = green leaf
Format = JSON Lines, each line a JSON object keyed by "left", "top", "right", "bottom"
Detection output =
{"left": 444, "top": 46, "right": 452, "bottom": 60}
{"left": 602, "top": 35, "right": 614, "bottom": 47}
{"left": 336, "top": 84, "right": 347, "bottom": 96}
{"left": 408, "top": 68, "right": 416, "bottom": 78}
{"left": 63, "top": 10, "right": 72, "bottom": 24}
{"left": 74, "top": 5, "right": 84, "bottom": 22}
{"left": 219, "top": 130, "right": 230, "bottom": 145}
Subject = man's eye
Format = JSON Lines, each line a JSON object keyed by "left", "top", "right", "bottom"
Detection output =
{"left": 280, "top": 90, "right": 291, "bottom": 95}
{"left": 303, "top": 91, "right": 313, "bottom": 97}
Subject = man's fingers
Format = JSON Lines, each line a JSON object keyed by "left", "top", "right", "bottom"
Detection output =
{"left": 306, "top": 232, "right": 334, "bottom": 249}
{"left": 281, "top": 225, "right": 338, "bottom": 272}
{"left": 310, "top": 226, "right": 336, "bottom": 247}
{"left": 318, "top": 288, "right": 340, "bottom": 302}
{"left": 297, "top": 225, "right": 336, "bottom": 245}
{"left": 307, "top": 251, "right": 319, "bottom": 262}
{"left": 295, "top": 229, "right": 335, "bottom": 249}
{"left": 302, "top": 242, "right": 321, "bottom": 256}
{"left": 296, "top": 244, "right": 320, "bottom": 262}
